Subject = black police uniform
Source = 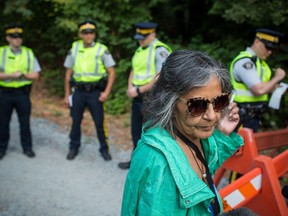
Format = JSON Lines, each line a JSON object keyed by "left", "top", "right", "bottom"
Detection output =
{"left": 118, "top": 22, "right": 171, "bottom": 169}
{"left": 64, "top": 21, "right": 115, "bottom": 161}
{"left": 0, "top": 24, "right": 41, "bottom": 159}
{"left": 231, "top": 28, "right": 284, "bottom": 132}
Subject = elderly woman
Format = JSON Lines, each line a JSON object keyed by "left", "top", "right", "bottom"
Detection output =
{"left": 121, "top": 50, "right": 244, "bottom": 215}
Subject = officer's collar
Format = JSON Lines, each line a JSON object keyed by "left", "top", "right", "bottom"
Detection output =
{"left": 9, "top": 45, "right": 22, "bottom": 54}
{"left": 83, "top": 41, "right": 96, "bottom": 48}
{"left": 246, "top": 47, "right": 262, "bottom": 62}
{"left": 140, "top": 38, "right": 158, "bottom": 49}
{"left": 246, "top": 47, "right": 258, "bottom": 57}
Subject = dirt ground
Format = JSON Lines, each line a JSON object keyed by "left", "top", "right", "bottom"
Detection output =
{"left": 30, "top": 79, "right": 132, "bottom": 151}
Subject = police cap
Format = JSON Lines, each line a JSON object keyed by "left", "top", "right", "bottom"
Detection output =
{"left": 5, "top": 24, "right": 24, "bottom": 38}
{"left": 134, "top": 22, "right": 157, "bottom": 40}
{"left": 255, "top": 28, "right": 284, "bottom": 49}
{"left": 78, "top": 20, "right": 96, "bottom": 33}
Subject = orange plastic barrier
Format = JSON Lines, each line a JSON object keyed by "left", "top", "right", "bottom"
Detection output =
{"left": 214, "top": 128, "right": 288, "bottom": 215}
{"left": 220, "top": 168, "right": 262, "bottom": 211}
{"left": 254, "top": 128, "right": 288, "bottom": 151}
{"left": 246, "top": 155, "right": 287, "bottom": 216}
{"left": 214, "top": 128, "right": 258, "bottom": 185}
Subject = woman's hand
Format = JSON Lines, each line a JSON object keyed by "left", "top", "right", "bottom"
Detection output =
{"left": 216, "top": 102, "right": 240, "bottom": 136}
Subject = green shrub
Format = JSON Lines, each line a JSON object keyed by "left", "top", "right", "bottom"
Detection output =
{"left": 42, "top": 69, "right": 65, "bottom": 97}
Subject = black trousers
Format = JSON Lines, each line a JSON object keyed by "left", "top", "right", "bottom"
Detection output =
{"left": 131, "top": 96, "right": 143, "bottom": 149}
{"left": 238, "top": 117, "right": 260, "bottom": 133}
{"left": 236, "top": 102, "right": 267, "bottom": 133}
{"left": 69, "top": 89, "right": 108, "bottom": 153}
{"left": 0, "top": 89, "right": 32, "bottom": 152}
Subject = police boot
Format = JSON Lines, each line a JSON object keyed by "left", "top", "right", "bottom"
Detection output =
{"left": 0, "top": 151, "right": 5, "bottom": 160}
{"left": 101, "top": 150, "right": 112, "bottom": 161}
{"left": 118, "top": 161, "right": 131, "bottom": 169}
{"left": 67, "top": 149, "right": 79, "bottom": 160}
{"left": 23, "top": 150, "right": 36, "bottom": 158}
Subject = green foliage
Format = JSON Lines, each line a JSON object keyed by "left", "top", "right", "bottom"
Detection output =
{"left": 262, "top": 104, "right": 288, "bottom": 130}
{"left": 3, "top": 0, "right": 32, "bottom": 16}
{"left": 210, "top": 0, "right": 288, "bottom": 26}
{"left": 1, "top": 0, "right": 288, "bottom": 128}
{"left": 42, "top": 69, "right": 65, "bottom": 97}
{"left": 106, "top": 59, "right": 132, "bottom": 115}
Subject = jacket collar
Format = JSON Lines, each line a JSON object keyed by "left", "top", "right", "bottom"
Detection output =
{"left": 141, "top": 126, "right": 215, "bottom": 208}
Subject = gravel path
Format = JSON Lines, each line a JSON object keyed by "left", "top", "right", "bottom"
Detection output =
{"left": 0, "top": 113, "right": 131, "bottom": 216}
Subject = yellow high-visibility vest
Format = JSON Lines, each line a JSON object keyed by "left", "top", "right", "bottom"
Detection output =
{"left": 230, "top": 51, "right": 271, "bottom": 102}
{"left": 72, "top": 40, "right": 107, "bottom": 83}
{"left": 0, "top": 45, "right": 34, "bottom": 88}
{"left": 132, "top": 40, "right": 171, "bottom": 86}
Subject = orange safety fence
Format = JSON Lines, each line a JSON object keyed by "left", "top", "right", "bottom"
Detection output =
{"left": 214, "top": 128, "right": 258, "bottom": 185}
{"left": 247, "top": 155, "right": 288, "bottom": 216}
{"left": 254, "top": 128, "right": 288, "bottom": 151}
{"left": 214, "top": 128, "right": 288, "bottom": 216}
{"left": 273, "top": 150, "right": 288, "bottom": 177}
{"left": 220, "top": 168, "right": 262, "bottom": 211}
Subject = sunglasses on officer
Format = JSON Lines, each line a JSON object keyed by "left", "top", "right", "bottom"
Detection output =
{"left": 82, "top": 31, "right": 95, "bottom": 35}
{"left": 8, "top": 34, "right": 23, "bottom": 39}
{"left": 178, "top": 93, "right": 230, "bottom": 117}
{"left": 264, "top": 44, "right": 274, "bottom": 51}
{"left": 259, "top": 39, "right": 275, "bottom": 52}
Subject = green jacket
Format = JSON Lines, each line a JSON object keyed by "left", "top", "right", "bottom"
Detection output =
{"left": 121, "top": 127, "right": 243, "bottom": 216}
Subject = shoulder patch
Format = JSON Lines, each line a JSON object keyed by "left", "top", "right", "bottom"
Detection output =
{"left": 242, "top": 62, "right": 253, "bottom": 70}
{"left": 104, "top": 50, "right": 111, "bottom": 55}
{"left": 160, "top": 51, "right": 169, "bottom": 58}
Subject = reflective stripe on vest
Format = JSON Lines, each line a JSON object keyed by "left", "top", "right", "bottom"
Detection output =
{"left": 230, "top": 51, "right": 271, "bottom": 102}
{"left": 0, "top": 45, "right": 33, "bottom": 88}
{"left": 132, "top": 40, "right": 171, "bottom": 86}
{"left": 72, "top": 40, "right": 107, "bottom": 82}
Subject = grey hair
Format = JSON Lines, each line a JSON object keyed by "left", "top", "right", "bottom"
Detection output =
{"left": 142, "top": 50, "right": 232, "bottom": 132}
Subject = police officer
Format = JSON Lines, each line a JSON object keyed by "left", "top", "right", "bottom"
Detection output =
{"left": 118, "top": 22, "right": 172, "bottom": 169}
{"left": 0, "top": 24, "right": 41, "bottom": 159}
{"left": 230, "top": 28, "right": 286, "bottom": 132}
{"left": 64, "top": 20, "right": 116, "bottom": 161}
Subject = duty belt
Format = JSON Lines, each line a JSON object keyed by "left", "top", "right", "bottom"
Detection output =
{"left": 75, "top": 83, "right": 101, "bottom": 92}
{"left": 0, "top": 85, "right": 32, "bottom": 93}
{"left": 73, "top": 77, "right": 107, "bottom": 92}
{"left": 238, "top": 102, "right": 268, "bottom": 119}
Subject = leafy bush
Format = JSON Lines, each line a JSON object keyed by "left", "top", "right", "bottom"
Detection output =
{"left": 42, "top": 69, "right": 65, "bottom": 97}
{"left": 1, "top": 0, "right": 288, "bottom": 128}
{"left": 105, "top": 59, "right": 132, "bottom": 115}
